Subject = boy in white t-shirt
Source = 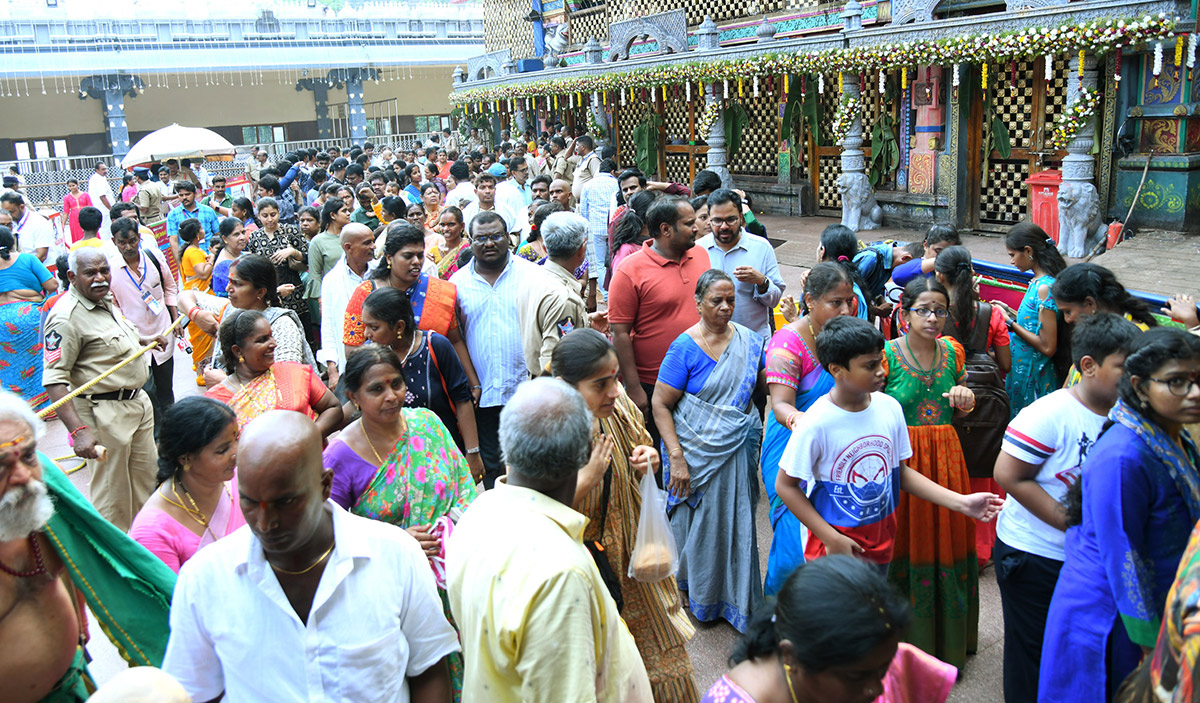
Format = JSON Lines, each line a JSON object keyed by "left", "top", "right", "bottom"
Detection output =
{"left": 776, "top": 317, "right": 1001, "bottom": 571}
{"left": 993, "top": 312, "right": 1141, "bottom": 703}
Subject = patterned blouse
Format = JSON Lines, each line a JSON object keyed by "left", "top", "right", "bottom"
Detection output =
{"left": 246, "top": 224, "right": 309, "bottom": 316}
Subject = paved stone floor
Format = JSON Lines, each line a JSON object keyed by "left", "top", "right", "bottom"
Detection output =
{"left": 45, "top": 212, "right": 1196, "bottom": 701}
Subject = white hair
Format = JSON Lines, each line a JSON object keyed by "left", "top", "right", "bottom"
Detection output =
{"left": 67, "top": 246, "right": 106, "bottom": 274}
{"left": 499, "top": 378, "right": 591, "bottom": 482}
{"left": 0, "top": 388, "right": 45, "bottom": 440}
{"left": 541, "top": 211, "right": 589, "bottom": 259}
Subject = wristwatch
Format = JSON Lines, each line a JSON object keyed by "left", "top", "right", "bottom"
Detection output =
{"left": 465, "top": 447, "right": 481, "bottom": 455}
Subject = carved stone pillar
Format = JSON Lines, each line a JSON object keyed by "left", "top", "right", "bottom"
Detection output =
{"left": 1057, "top": 52, "right": 1103, "bottom": 257}
{"left": 838, "top": 71, "right": 881, "bottom": 230}
{"left": 837, "top": 0, "right": 880, "bottom": 230}
{"left": 704, "top": 84, "right": 733, "bottom": 189}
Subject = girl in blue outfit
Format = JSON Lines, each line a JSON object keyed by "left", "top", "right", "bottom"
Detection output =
{"left": 995, "top": 222, "right": 1066, "bottom": 418}
{"left": 760, "top": 263, "right": 856, "bottom": 595}
{"left": 816, "top": 224, "right": 869, "bottom": 320}
{"left": 1039, "top": 328, "right": 1200, "bottom": 703}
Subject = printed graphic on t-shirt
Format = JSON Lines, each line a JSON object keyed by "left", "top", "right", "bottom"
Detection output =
{"left": 826, "top": 434, "right": 896, "bottom": 523}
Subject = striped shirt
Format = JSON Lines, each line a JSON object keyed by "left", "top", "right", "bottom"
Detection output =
{"left": 450, "top": 255, "right": 537, "bottom": 408}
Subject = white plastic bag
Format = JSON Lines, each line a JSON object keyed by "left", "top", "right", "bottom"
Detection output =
{"left": 628, "top": 469, "right": 679, "bottom": 583}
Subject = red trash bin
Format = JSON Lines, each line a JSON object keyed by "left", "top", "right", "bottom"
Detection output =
{"left": 1025, "top": 169, "right": 1062, "bottom": 245}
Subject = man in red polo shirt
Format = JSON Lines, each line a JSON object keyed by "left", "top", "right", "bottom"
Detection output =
{"left": 608, "top": 196, "right": 707, "bottom": 448}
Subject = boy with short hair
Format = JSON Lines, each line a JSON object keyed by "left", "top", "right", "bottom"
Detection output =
{"left": 992, "top": 312, "right": 1142, "bottom": 703}
{"left": 776, "top": 316, "right": 1000, "bottom": 570}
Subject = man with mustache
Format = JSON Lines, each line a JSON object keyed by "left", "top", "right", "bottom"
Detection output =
{"left": 0, "top": 389, "right": 175, "bottom": 703}
{"left": 42, "top": 247, "right": 167, "bottom": 531}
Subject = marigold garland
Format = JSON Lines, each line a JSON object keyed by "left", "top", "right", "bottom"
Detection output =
{"left": 451, "top": 14, "right": 1175, "bottom": 109}
{"left": 832, "top": 94, "right": 861, "bottom": 145}
{"left": 1049, "top": 85, "right": 1102, "bottom": 149}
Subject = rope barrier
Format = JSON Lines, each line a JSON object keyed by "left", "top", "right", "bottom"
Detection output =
{"left": 37, "top": 315, "right": 186, "bottom": 419}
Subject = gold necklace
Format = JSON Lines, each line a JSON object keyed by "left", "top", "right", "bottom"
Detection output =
{"left": 162, "top": 479, "right": 233, "bottom": 540}
{"left": 361, "top": 416, "right": 406, "bottom": 465}
{"left": 696, "top": 325, "right": 730, "bottom": 359}
{"left": 270, "top": 540, "right": 335, "bottom": 576}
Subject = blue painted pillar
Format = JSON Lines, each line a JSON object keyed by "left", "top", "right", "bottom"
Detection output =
{"left": 103, "top": 87, "right": 131, "bottom": 159}
{"left": 347, "top": 76, "right": 367, "bottom": 145}
{"left": 532, "top": 0, "right": 546, "bottom": 57}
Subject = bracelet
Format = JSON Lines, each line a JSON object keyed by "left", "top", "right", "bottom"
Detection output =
{"left": 471, "top": 385, "right": 482, "bottom": 390}
{"left": 669, "top": 447, "right": 684, "bottom": 456}
{"left": 465, "top": 447, "right": 481, "bottom": 455}
{"left": 186, "top": 307, "right": 199, "bottom": 321}
{"left": 786, "top": 411, "right": 802, "bottom": 429}
{"left": 68, "top": 425, "right": 89, "bottom": 437}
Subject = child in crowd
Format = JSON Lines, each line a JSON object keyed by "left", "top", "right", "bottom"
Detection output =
{"left": 992, "top": 313, "right": 1141, "bottom": 703}
{"left": 996, "top": 222, "right": 1067, "bottom": 417}
{"left": 883, "top": 277, "right": 1000, "bottom": 669}
{"left": 775, "top": 316, "right": 999, "bottom": 576}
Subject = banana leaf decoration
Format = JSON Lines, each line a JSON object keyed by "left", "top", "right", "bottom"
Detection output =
{"left": 633, "top": 111, "right": 663, "bottom": 177}
{"left": 867, "top": 77, "right": 901, "bottom": 187}
{"left": 723, "top": 101, "right": 750, "bottom": 161}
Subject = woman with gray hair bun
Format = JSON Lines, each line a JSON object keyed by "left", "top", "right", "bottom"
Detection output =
{"left": 652, "top": 268, "right": 767, "bottom": 632}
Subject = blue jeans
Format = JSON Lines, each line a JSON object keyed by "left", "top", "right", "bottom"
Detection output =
{"left": 587, "top": 229, "right": 608, "bottom": 293}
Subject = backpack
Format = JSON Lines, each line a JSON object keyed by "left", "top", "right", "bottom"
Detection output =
{"left": 950, "top": 302, "right": 1011, "bottom": 479}
{"left": 853, "top": 244, "right": 890, "bottom": 301}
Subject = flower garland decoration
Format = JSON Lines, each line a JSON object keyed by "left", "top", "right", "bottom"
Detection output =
{"left": 696, "top": 99, "right": 721, "bottom": 138}
{"left": 587, "top": 110, "right": 607, "bottom": 137}
{"left": 832, "top": 93, "right": 861, "bottom": 145}
{"left": 1049, "top": 85, "right": 1101, "bottom": 149}
{"left": 451, "top": 14, "right": 1175, "bottom": 107}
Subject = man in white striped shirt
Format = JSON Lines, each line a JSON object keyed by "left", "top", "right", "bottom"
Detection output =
{"left": 450, "top": 210, "right": 537, "bottom": 488}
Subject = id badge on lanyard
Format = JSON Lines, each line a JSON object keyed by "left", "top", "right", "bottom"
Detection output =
{"left": 127, "top": 255, "right": 164, "bottom": 316}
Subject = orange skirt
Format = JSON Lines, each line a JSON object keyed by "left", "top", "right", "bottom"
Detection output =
{"left": 888, "top": 423, "right": 979, "bottom": 670}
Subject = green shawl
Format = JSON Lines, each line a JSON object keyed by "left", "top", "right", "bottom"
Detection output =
{"left": 40, "top": 452, "right": 176, "bottom": 668}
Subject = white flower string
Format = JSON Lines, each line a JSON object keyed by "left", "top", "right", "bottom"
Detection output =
{"left": 818, "top": 73, "right": 824, "bottom": 94}
{"left": 1153, "top": 40, "right": 1164, "bottom": 76}
{"left": 1188, "top": 33, "right": 1197, "bottom": 69}
{"left": 723, "top": 78, "right": 729, "bottom": 99}
{"left": 1044, "top": 55, "right": 1053, "bottom": 81}
{"left": 952, "top": 63, "right": 960, "bottom": 87}
{"left": 879, "top": 70, "right": 885, "bottom": 94}
{"left": 753, "top": 75, "right": 759, "bottom": 98}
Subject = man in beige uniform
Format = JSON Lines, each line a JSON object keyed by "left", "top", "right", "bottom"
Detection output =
{"left": 516, "top": 212, "right": 608, "bottom": 376}
{"left": 43, "top": 248, "right": 166, "bottom": 531}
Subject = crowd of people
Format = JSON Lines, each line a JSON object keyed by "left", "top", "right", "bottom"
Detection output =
{"left": 1, "top": 123, "right": 1200, "bottom": 703}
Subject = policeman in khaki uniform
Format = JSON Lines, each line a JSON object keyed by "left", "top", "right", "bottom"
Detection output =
{"left": 43, "top": 248, "right": 168, "bottom": 531}
{"left": 516, "top": 212, "right": 608, "bottom": 376}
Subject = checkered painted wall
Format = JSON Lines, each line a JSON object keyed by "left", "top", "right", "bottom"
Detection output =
{"left": 817, "top": 153, "right": 841, "bottom": 210}
{"left": 1043, "top": 57, "right": 1069, "bottom": 140}
{"left": 979, "top": 160, "right": 1030, "bottom": 225}
{"left": 729, "top": 93, "right": 780, "bottom": 178}
{"left": 484, "top": 0, "right": 535, "bottom": 59}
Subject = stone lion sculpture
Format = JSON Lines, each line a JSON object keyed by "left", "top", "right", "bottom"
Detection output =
{"left": 838, "top": 172, "right": 883, "bottom": 231}
{"left": 1057, "top": 181, "right": 1106, "bottom": 258}
{"left": 544, "top": 23, "right": 570, "bottom": 69}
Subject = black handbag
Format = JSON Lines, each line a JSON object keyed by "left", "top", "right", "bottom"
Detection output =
{"left": 583, "top": 464, "right": 624, "bottom": 612}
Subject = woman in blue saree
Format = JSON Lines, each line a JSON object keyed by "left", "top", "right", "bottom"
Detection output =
{"left": 761, "top": 262, "right": 857, "bottom": 595}
{"left": 1039, "top": 328, "right": 1200, "bottom": 703}
{"left": 652, "top": 269, "right": 766, "bottom": 632}
{"left": 0, "top": 226, "right": 57, "bottom": 410}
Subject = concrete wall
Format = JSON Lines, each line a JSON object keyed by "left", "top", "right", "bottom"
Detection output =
{"left": 0, "top": 66, "right": 459, "bottom": 156}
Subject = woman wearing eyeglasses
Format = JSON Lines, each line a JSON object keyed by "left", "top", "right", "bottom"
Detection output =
{"left": 882, "top": 277, "right": 979, "bottom": 670}
{"left": 1040, "top": 328, "right": 1200, "bottom": 703}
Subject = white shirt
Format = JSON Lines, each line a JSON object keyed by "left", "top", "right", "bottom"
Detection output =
{"left": 163, "top": 501, "right": 460, "bottom": 703}
{"left": 319, "top": 257, "right": 368, "bottom": 369}
{"left": 996, "top": 388, "right": 1107, "bottom": 561}
{"left": 494, "top": 179, "right": 532, "bottom": 237}
{"left": 13, "top": 208, "right": 55, "bottom": 258}
{"left": 461, "top": 201, "right": 512, "bottom": 236}
{"left": 450, "top": 255, "right": 536, "bottom": 407}
{"left": 87, "top": 172, "right": 114, "bottom": 209}
{"left": 444, "top": 181, "right": 478, "bottom": 210}
{"left": 780, "top": 393, "right": 912, "bottom": 563}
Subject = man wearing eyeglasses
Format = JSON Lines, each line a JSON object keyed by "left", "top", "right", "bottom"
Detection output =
{"left": 697, "top": 188, "right": 785, "bottom": 344}
{"left": 449, "top": 211, "right": 538, "bottom": 489}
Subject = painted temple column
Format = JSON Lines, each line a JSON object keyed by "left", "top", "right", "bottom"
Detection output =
{"left": 1057, "top": 52, "right": 1101, "bottom": 257}
{"left": 908, "top": 66, "right": 944, "bottom": 195}
{"left": 79, "top": 75, "right": 141, "bottom": 159}
{"left": 704, "top": 83, "right": 734, "bottom": 189}
{"left": 297, "top": 79, "right": 334, "bottom": 140}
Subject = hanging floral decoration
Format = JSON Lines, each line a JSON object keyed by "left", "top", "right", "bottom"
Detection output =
{"left": 1049, "top": 85, "right": 1101, "bottom": 149}
{"left": 832, "top": 93, "right": 861, "bottom": 145}
{"left": 696, "top": 99, "right": 721, "bottom": 138}
{"left": 451, "top": 14, "right": 1175, "bottom": 108}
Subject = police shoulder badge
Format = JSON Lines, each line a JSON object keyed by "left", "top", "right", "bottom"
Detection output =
{"left": 555, "top": 316, "right": 576, "bottom": 337}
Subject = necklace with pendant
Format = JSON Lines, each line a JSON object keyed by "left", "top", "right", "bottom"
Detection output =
{"left": 903, "top": 336, "right": 940, "bottom": 389}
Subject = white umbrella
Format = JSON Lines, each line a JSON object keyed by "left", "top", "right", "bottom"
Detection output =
{"left": 120, "top": 124, "right": 237, "bottom": 169}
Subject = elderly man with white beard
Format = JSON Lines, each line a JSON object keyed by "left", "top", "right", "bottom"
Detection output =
{"left": 0, "top": 390, "right": 176, "bottom": 703}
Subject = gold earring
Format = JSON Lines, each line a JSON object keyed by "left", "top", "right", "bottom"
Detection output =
{"left": 181, "top": 460, "right": 191, "bottom": 472}
{"left": 238, "top": 355, "right": 245, "bottom": 363}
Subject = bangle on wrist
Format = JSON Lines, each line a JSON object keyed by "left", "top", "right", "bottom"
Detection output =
{"left": 669, "top": 448, "right": 684, "bottom": 456}
{"left": 471, "top": 385, "right": 482, "bottom": 390}
{"left": 465, "top": 447, "right": 481, "bottom": 455}
{"left": 68, "top": 425, "right": 88, "bottom": 437}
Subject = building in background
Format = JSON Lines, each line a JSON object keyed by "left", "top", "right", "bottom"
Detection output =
{"left": 453, "top": 0, "right": 1197, "bottom": 237}
{"left": 0, "top": 0, "right": 483, "bottom": 204}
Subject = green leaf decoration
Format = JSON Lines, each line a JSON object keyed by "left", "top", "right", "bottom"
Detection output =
{"left": 723, "top": 101, "right": 750, "bottom": 161}
{"left": 633, "top": 111, "right": 662, "bottom": 177}
{"left": 991, "top": 117, "right": 1012, "bottom": 160}
{"left": 802, "top": 87, "right": 822, "bottom": 148}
